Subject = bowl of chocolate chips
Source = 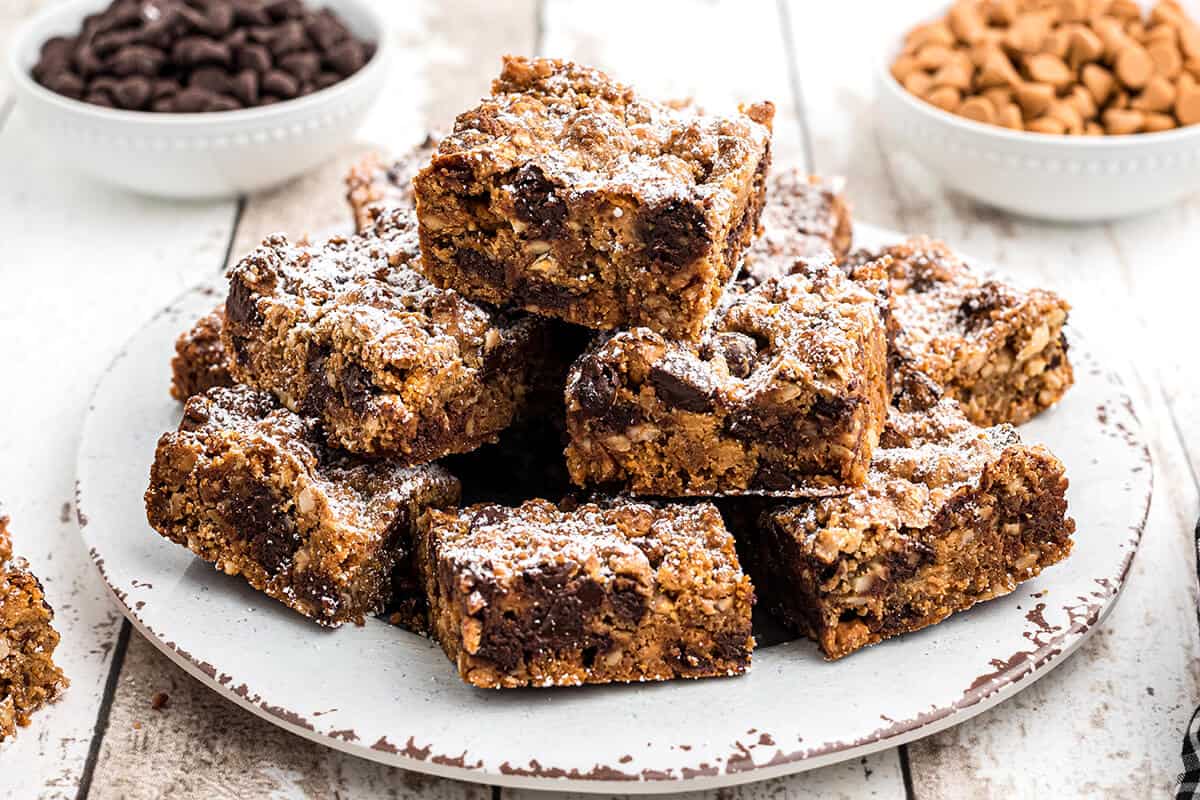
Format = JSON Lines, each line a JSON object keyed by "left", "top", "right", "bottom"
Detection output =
{"left": 7, "top": 0, "right": 388, "bottom": 198}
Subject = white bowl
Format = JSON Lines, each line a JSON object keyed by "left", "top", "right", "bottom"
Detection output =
{"left": 6, "top": 0, "right": 389, "bottom": 199}
{"left": 876, "top": 57, "right": 1200, "bottom": 222}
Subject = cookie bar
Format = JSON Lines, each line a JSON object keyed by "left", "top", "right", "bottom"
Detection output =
{"left": 849, "top": 237, "right": 1073, "bottom": 426}
{"left": 419, "top": 499, "right": 754, "bottom": 688}
{"left": 565, "top": 263, "right": 889, "bottom": 496}
{"left": 145, "top": 386, "right": 460, "bottom": 627}
{"left": 170, "top": 307, "right": 235, "bottom": 402}
{"left": 749, "top": 399, "right": 1074, "bottom": 659}
{"left": 413, "top": 56, "right": 775, "bottom": 340}
{"left": 345, "top": 134, "right": 439, "bottom": 235}
{"left": 0, "top": 516, "right": 68, "bottom": 741}
{"left": 223, "top": 228, "right": 555, "bottom": 461}
{"left": 740, "top": 171, "right": 852, "bottom": 286}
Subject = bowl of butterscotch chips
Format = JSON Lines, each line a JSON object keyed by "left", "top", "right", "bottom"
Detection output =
{"left": 6, "top": 0, "right": 389, "bottom": 198}
{"left": 876, "top": 0, "right": 1200, "bottom": 221}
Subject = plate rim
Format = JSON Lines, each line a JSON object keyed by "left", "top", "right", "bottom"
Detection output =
{"left": 75, "top": 233, "right": 1153, "bottom": 794}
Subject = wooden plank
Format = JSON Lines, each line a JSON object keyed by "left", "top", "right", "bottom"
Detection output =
{"left": 0, "top": 114, "right": 238, "bottom": 796}
{"left": 781, "top": 0, "right": 1200, "bottom": 796}
{"left": 511, "top": 2, "right": 908, "bottom": 798}
{"left": 86, "top": 635, "right": 491, "bottom": 800}
{"left": 87, "top": 2, "right": 537, "bottom": 797}
{"left": 503, "top": 751, "right": 907, "bottom": 800}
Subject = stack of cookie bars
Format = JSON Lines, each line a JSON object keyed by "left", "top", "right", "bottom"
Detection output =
{"left": 147, "top": 56, "right": 1077, "bottom": 689}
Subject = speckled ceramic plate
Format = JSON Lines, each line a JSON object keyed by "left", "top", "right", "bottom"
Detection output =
{"left": 76, "top": 223, "right": 1151, "bottom": 793}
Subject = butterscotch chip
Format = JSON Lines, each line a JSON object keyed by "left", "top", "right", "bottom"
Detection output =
{"left": 1132, "top": 75, "right": 1177, "bottom": 111}
{"left": 1027, "top": 53, "right": 1074, "bottom": 88}
{"left": 1007, "top": 11, "right": 1053, "bottom": 53}
{"left": 1150, "top": 2, "right": 1186, "bottom": 28}
{"left": 904, "top": 71, "right": 935, "bottom": 96}
{"left": 1180, "top": 24, "right": 1200, "bottom": 59}
{"left": 1110, "top": 0, "right": 1143, "bottom": 20}
{"left": 1044, "top": 28, "right": 1072, "bottom": 60}
{"left": 1028, "top": 116, "right": 1067, "bottom": 134}
{"left": 959, "top": 95, "right": 996, "bottom": 123}
{"left": 1059, "top": 0, "right": 1089, "bottom": 24}
{"left": 916, "top": 43, "right": 957, "bottom": 70}
{"left": 998, "top": 102, "right": 1025, "bottom": 129}
{"left": 1048, "top": 100, "right": 1085, "bottom": 132}
{"left": 979, "top": 49, "right": 1022, "bottom": 87}
{"left": 1148, "top": 38, "right": 1184, "bottom": 76}
{"left": 907, "top": 21, "right": 957, "bottom": 51}
{"left": 948, "top": 3, "right": 987, "bottom": 42}
{"left": 1176, "top": 82, "right": 1200, "bottom": 123}
{"left": 927, "top": 85, "right": 962, "bottom": 111}
{"left": 1082, "top": 63, "right": 1116, "bottom": 104}
{"left": 1066, "top": 84, "right": 1099, "bottom": 119}
{"left": 933, "top": 61, "right": 974, "bottom": 90}
{"left": 1127, "top": 19, "right": 1148, "bottom": 41}
{"left": 1143, "top": 110, "right": 1178, "bottom": 130}
{"left": 1016, "top": 81, "right": 1056, "bottom": 117}
{"left": 1103, "top": 107, "right": 1145, "bottom": 133}
{"left": 1145, "top": 24, "right": 1178, "bottom": 46}
{"left": 1069, "top": 24, "right": 1105, "bottom": 65}
{"left": 1084, "top": 120, "right": 1105, "bottom": 135}
{"left": 988, "top": 0, "right": 1018, "bottom": 26}
{"left": 1116, "top": 44, "right": 1154, "bottom": 87}
{"left": 891, "top": 54, "right": 919, "bottom": 82}
{"left": 1094, "top": 16, "right": 1131, "bottom": 59}
{"left": 983, "top": 86, "right": 1015, "bottom": 108}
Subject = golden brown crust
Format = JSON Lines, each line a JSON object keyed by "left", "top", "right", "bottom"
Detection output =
{"left": 565, "top": 262, "right": 889, "bottom": 495}
{"left": 751, "top": 400, "right": 1075, "bottom": 659}
{"left": 413, "top": 56, "right": 774, "bottom": 340}
{"left": 223, "top": 230, "right": 556, "bottom": 461}
{"left": 420, "top": 499, "right": 754, "bottom": 688}
{"left": 145, "top": 387, "right": 460, "bottom": 627}
{"left": 848, "top": 237, "right": 1074, "bottom": 426}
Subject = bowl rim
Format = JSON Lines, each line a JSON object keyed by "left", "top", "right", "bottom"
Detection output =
{"left": 6, "top": 0, "right": 390, "bottom": 127}
{"left": 876, "top": 50, "right": 1200, "bottom": 149}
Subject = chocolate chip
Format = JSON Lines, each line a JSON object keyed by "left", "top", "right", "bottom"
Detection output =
{"left": 229, "top": 68, "right": 258, "bottom": 105}
{"left": 957, "top": 281, "right": 1009, "bottom": 331}
{"left": 203, "top": 2, "right": 235, "bottom": 37}
{"left": 236, "top": 42, "right": 272, "bottom": 73}
{"left": 174, "top": 86, "right": 215, "bottom": 112}
{"left": 92, "top": 29, "right": 140, "bottom": 58}
{"left": 453, "top": 247, "right": 504, "bottom": 284}
{"left": 113, "top": 76, "right": 151, "bottom": 109}
{"left": 302, "top": 346, "right": 334, "bottom": 416}
{"left": 226, "top": 276, "right": 262, "bottom": 329}
{"left": 109, "top": 44, "right": 164, "bottom": 77}
{"left": 511, "top": 164, "right": 566, "bottom": 236}
{"left": 325, "top": 38, "right": 366, "bottom": 75}
{"left": 232, "top": 0, "right": 272, "bottom": 26}
{"left": 151, "top": 95, "right": 176, "bottom": 112}
{"left": 173, "top": 36, "right": 231, "bottom": 67}
{"left": 705, "top": 332, "right": 758, "bottom": 379}
{"left": 640, "top": 199, "right": 709, "bottom": 268}
{"left": 44, "top": 71, "right": 85, "bottom": 99}
{"left": 151, "top": 77, "right": 180, "bottom": 98}
{"left": 305, "top": 9, "right": 348, "bottom": 52}
{"left": 226, "top": 480, "right": 300, "bottom": 575}
{"left": 264, "top": 0, "right": 303, "bottom": 21}
{"left": 314, "top": 70, "right": 340, "bottom": 90}
{"left": 469, "top": 506, "right": 508, "bottom": 529}
{"left": 279, "top": 50, "right": 319, "bottom": 82}
{"left": 189, "top": 65, "right": 229, "bottom": 93}
{"left": 648, "top": 353, "right": 716, "bottom": 412}
{"left": 73, "top": 44, "right": 105, "bottom": 78}
{"left": 84, "top": 90, "right": 115, "bottom": 107}
{"left": 207, "top": 93, "right": 241, "bottom": 111}
{"left": 269, "top": 20, "right": 308, "bottom": 57}
{"left": 339, "top": 361, "right": 373, "bottom": 413}
{"left": 573, "top": 358, "right": 619, "bottom": 418}
{"left": 261, "top": 69, "right": 298, "bottom": 98}
{"left": 611, "top": 587, "right": 647, "bottom": 622}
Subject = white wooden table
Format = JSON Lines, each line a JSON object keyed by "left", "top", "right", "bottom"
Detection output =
{"left": 2, "top": 1, "right": 1198, "bottom": 797}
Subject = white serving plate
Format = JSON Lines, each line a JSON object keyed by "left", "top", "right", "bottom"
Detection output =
{"left": 76, "top": 224, "right": 1150, "bottom": 794}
